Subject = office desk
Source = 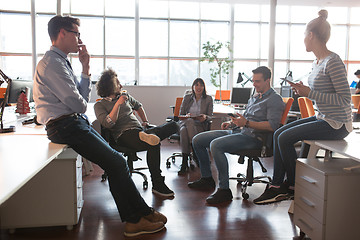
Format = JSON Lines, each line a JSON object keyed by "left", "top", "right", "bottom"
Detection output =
{"left": 293, "top": 126, "right": 360, "bottom": 240}
{"left": 0, "top": 115, "right": 83, "bottom": 231}
{"left": 211, "top": 104, "right": 235, "bottom": 130}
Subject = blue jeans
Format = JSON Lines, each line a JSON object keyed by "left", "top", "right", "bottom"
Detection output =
{"left": 192, "top": 130, "right": 262, "bottom": 189}
{"left": 272, "top": 116, "right": 350, "bottom": 187}
{"left": 46, "top": 114, "right": 151, "bottom": 223}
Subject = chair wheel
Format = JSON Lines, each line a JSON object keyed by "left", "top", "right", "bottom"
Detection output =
{"left": 143, "top": 180, "right": 148, "bottom": 189}
{"left": 190, "top": 163, "right": 195, "bottom": 170}
{"left": 166, "top": 161, "right": 171, "bottom": 168}
{"left": 242, "top": 193, "right": 249, "bottom": 200}
{"left": 101, "top": 173, "right": 108, "bottom": 182}
{"left": 171, "top": 156, "right": 175, "bottom": 163}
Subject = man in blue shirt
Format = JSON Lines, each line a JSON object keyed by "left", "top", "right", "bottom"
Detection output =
{"left": 33, "top": 15, "right": 166, "bottom": 237}
{"left": 188, "top": 66, "right": 285, "bottom": 204}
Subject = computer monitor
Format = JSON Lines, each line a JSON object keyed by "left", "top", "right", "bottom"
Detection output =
{"left": 8, "top": 80, "right": 34, "bottom": 104}
{"left": 230, "top": 87, "right": 252, "bottom": 107}
{"left": 280, "top": 85, "right": 299, "bottom": 111}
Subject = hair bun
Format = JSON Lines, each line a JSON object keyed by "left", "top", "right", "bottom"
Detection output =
{"left": 318, "top": 9, "right": 328, "bottom": 20}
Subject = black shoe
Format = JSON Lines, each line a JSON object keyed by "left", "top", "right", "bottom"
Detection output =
{"left": 253, "top": 185, "right": 289, "bottom": 205}
{"left": 206, "top": 188, "right": 233, "bottom": 204}
{"left": 188, "top": 177, "right": 215, "bottom": 190}
{"left": 152, "top": 177, "right": 175, "bottom": 197}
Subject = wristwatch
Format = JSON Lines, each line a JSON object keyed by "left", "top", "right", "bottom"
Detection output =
{"left": 245, "top": 119, "right": 250, "bottom": 128}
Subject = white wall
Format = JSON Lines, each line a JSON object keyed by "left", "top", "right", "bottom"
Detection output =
{"left": 90, "top": 85, "right": 191, "bottom": 125}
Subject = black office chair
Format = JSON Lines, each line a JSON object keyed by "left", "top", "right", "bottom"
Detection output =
{"left": 100, "top": 125, "right": 149, "bottom": 189}
{"left": 229, "top": 132, "right": 273, "bottom": 200}
{"left": 229, "top": 97, "right": 293, "bottom": 200}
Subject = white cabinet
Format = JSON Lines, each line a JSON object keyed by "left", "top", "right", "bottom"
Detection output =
{"left": 0, "top": 148, "right": 83, "bottom": 230}
{"left": 294, "top": 158, "right": 360, "bottom": 240}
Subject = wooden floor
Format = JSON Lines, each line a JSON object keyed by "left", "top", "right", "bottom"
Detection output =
{"left": 1, "top": 140, "right": 301, "bottom": 240}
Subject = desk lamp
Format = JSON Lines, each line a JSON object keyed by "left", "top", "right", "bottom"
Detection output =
{"left": 0, "top": 69, "right": 15, "bottom": 133}
{"left": 237, "top": 72, "right": 252, "bottom": 87}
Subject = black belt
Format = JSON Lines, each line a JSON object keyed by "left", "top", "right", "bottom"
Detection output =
{"left": 46, "top": 113, "right": 81, "bottom": 127}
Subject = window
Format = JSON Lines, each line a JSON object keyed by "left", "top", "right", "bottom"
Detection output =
{"left": 1, "top": 0, "right": 360, "bottom": 89}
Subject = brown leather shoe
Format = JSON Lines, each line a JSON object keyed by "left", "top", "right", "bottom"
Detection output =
{"left": 144, "top": 208, "right": 167, "bottom": 224}
{"left": 124, "top": 217, "right": 164, "bottom": 237}
{"left": 139, "top": 131, "right": 160, "bottom": 146}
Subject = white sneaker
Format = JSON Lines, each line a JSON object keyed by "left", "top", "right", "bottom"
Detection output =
{"left": 139, "top": 131, "right": 160, "bottom": 146}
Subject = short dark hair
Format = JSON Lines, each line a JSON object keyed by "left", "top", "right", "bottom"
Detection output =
{"left": 48, "top": 15, "right": 80, "bottom": 41}
{"left": 252, "top": 66, "right": 272, "bottom": 81}
{"left": 355, "top": 70, "right": 360, "bottom": 76}
{"left": 191, "top": 78, "right": 207, "bottom": 98}
{"left": 96, "top": 68, "right": 118, "bottom": 98}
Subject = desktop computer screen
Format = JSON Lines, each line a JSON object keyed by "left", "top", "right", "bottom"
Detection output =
{"left": 8, "top": 80, "right": 34, "bottom": 104}
{"left": 280, "top": 85, "right": 299, "bottom": 111}
{"left": 230, "top": 87, "right": 252, "bottom": 107}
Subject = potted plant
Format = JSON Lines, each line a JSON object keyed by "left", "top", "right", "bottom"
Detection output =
{"left": 201, "top": 41, "right": 234, "bottom": 102}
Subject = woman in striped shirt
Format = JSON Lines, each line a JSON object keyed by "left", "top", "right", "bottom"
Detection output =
{"left": 254, "top": 9, "right": 352, "bottom": 205}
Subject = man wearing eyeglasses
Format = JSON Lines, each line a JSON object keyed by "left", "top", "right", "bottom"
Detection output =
{"left": 33, "top": 15, "right": 166, "bottom": 237}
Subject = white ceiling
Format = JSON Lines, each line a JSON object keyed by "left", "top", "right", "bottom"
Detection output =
{"left": 168, "top": 0, "right": 360, "bottom": 7}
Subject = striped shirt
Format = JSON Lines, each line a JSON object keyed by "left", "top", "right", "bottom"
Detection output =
{"left": 307, "top": 52, "right": 352, "bottom": 132}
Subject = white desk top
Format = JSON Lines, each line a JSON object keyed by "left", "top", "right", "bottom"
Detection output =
{"left": 313, "top": 131, "right": 360, "bottom": 162}
{"left": 0, "top": 122, "right": 66, "bottom": 205}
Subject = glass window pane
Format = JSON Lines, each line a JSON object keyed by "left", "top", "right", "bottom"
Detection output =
{"left": 276, "top": 5, "right": 290, "bottom": 22}
{"left": 72, "top": 57, "right": 104, "bottom": 81}
{"left": 260, "top": 24, "right": 269, "bottom": 59}
{"left": 36, "top": 15, "right": 53, "bottom": 54}
{"left": 0, "top": 56, "right": 32, "bottom": 80}
{"left": 260, "top": 5, "right": 270, "bottom": 22}
{"left": 327, "top": 25, "right": 347, "bottom": 60}
{"left": 139, "top": 59, "right": 167, "bottom": 85}
{"left": 234, "top": 23, "right": 260, "bottom": 59}
{"left": 35, "top": 0, "right": 57, "bottom": 13}
{"left": 169, "top": 60, "right": 198, "bottom": 86}
{"left": 348, "top": 26, "right": 360, "bottom": 61}
{"left": 0, "top": 14, "right": 32, "bottom": 53}
{"left": 289, "top": 24, "right": 312, "bottom": 60}
{"left": 61, "top": 0, "right": 70, "bottom": 14}
{"left": 348, "top": 64, "right": 359, "bottom": 85}
{"left": 170, "top": 21, "right": 199, "bottom": 58}
{"left": 289, "top": 61, "right": 313, "bottom": 86}
{"left": 201, "top": 3, "right": 230, "bottom": 21}
{"left": 105, "top": 19, "right": 135, "bottom": 56}
{"left": 350, "top": 7, "right": 360, "bottom": 24}
{"left": 200, "top": 61, "right": 229, "bottom": 94}
{"left": 232, "top": 61, "right": 258, "bottom": 87}
{"left": 290, "top": 6, "right": 318, "bottom": 23}
{"left": 0, "top": 0, "right": 30, "bottom": 11}
{"left": 105, "top": 0, "right": 134, "bottom": 17}
{"left": 71, "top": 0, "right": 104, "bottom": 15}
{"left": 169, "top": 1, "right": 199, "bottom": 19}
{"left": 105, "top": 58, "right": 135, "bottom": 85}
{"left": 201, "top": 22, "right": 229, "bottom": 58}
{"left": 140, "top": 0, "right": 168, "bottom": 18}
{"left": 78, "top": 17, "right": 104, "bottom": 55}
{"left": 327, "top": 7, "right": 348, "bottom": 24}
{"left": 273, "top": 61, "right": 287, "bottom": 87}
{"left": 234, "top": 4, "right": 260, "bottom": 22}
{"left": 140, "top": 19, "right": 168, "bottom": 57}
{"left": 275, "top": 24, "right": 289, "bottom": 60}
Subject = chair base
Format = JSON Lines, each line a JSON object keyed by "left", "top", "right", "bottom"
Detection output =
{"left": 101, "top": 169, "right": 149, "bottom": 189}
{"left": 229, "top": 174, "right": 271, "bottom": 200}
{"left": 166, "top": 152, "right": 195, "bottom": 170}
{"left": 229, "top": 156, "right": 271, "bottom": 200}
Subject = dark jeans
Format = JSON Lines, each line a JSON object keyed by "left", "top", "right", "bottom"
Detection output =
{"left": 272, "top": 116, "right": 350, "bottom": 187}
{"left": 116, "top": 121, "right": 178, "bottom": 182}
{"left": 46, "top": 114, "right": 151, "bottom": 223}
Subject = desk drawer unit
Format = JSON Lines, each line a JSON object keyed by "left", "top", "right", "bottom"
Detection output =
{"left": 294, "top": 158, "right": 360, "bottom": 240}
{"left": 0, "top": 148, "right": 83, "bottom": 230}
